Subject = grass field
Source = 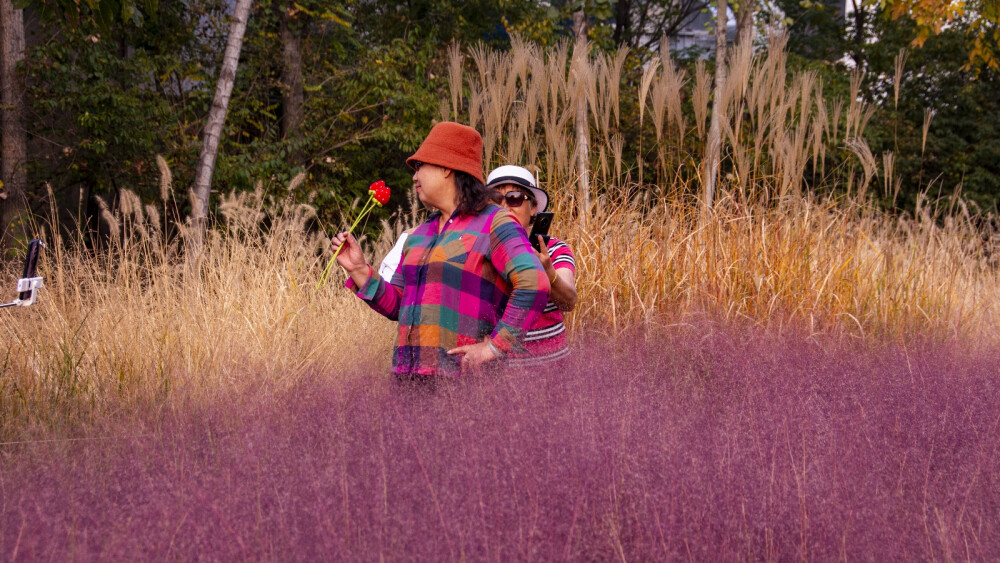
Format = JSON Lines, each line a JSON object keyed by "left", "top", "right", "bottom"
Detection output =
{"left": 2, "top": 37, "right": 999, "bottom": 558}
{"left": 3, "top": 332, "right": 998, "bottom": 559}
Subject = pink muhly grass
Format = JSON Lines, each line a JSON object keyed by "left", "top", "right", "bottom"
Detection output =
{"left": 2, "top": 329, "right": 998, "bottom": 560}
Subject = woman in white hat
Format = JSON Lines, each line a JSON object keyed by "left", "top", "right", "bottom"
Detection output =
{"left": 486, "top": 165, "right": 577, "bottom": 366}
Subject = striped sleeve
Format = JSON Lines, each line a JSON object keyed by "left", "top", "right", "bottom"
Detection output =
{"left": 547, "top": 238, "right": 576, "bottom": 274}
{"left": 487, "top": 209, "right": 551, "bottom": 354}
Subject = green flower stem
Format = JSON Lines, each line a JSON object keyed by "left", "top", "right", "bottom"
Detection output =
{"left": 317, "top": 194, "right": 380, "bottom": 289}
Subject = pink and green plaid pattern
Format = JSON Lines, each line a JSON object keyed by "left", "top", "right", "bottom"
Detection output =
{"left": 346, "top": 205, "right": 550, "bottom": 376}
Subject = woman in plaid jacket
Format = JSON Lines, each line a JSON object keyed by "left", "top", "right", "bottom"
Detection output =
{"left": 332, "top": 122, "right": 550, "bottom": 379}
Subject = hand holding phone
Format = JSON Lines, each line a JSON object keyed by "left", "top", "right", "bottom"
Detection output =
{"left": 529, "top": 212, "right": 553, "bottom": 252}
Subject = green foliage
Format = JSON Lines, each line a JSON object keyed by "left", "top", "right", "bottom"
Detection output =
{"left": 24, "top": 0, "right": 226, "bottom": 214}
{"left": 17, "top": 0, "right": 159, "bottom": 29}
{"left": 213, "top": 2, "right": 444, "bottom": 232}
{"left": 13, "top": 0, "right": 1000, "bottom": 239}
{"left": 351, "top": 0, "right": 553, "bottom": 46}
{"left": 861, "top": 13, "right": 1000, "bottom": 211}
{"left": 767, "top": 0, "right": 848, "bottom": 62}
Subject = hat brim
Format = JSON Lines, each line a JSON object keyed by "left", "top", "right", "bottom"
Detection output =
{"left": 486, "top": 176, "right": 548, "bottom": 213}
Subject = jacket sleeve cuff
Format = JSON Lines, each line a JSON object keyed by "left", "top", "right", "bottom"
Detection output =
{"left": 489, "top": 330, "right": 515, "bottom": 356}
{"left": 487, "top": 339, "right": 506, "bottom": 359}
{"left": 343, "top": 265, "right": 379, "bottom": 300}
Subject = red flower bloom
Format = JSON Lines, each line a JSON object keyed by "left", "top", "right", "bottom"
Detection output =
{"left": 373, "top": 184, "right": 391, "bottom": 205}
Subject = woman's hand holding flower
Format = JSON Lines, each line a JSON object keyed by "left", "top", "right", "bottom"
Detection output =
{"left": 331, "top": 231, "right": 370, "bottom": 288}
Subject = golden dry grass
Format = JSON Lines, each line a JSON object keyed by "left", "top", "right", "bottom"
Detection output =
{"left": 0, "top": 188, "right": 400, "bottom": 437}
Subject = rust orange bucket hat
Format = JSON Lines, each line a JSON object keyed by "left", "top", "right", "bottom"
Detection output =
{"left": 406, "top": 122, "right": 484, "bottom": 184}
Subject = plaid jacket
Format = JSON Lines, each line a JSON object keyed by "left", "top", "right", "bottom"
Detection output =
{"left": 347, "top": 204, "right": 550, "bottom": 376}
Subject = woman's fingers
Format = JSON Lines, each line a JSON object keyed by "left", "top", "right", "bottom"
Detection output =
{"left": 332, "top": 231, "right": 366, "bottom": 270}
{"left": 447, "top": 340, "right": 499, "bottom": 372}
{"left": 536, "top": 237, "right": 552, "bottom": 267}
{"left": 332, "top": 231, "right": 352, "bottom": 247}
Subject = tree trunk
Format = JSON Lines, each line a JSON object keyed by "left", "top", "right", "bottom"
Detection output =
{"left": 572, "top": 9, "right": 591, "bottom": 221}
{"left": 703, "top": 0, "right": 727, "bottom": 210}
{"left": 735, "top": 0, "right": 756, "bottom": 47}
{"left": 190, "top": 0, "right": 254, "bottom": 248}
{"left": 279, "top": 3, "right": 303, "bottom": 140}
{"left": 0, "top": 0, "right": 27, "bottom": 245}
{"left": 850, "top": 0, "right": 866, "bottom": 69}
{"left": 613, "top": 0, "right": 631, "bottom": 47}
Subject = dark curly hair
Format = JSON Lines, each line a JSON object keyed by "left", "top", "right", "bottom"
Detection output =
{"left": 453, "top": 170, "right": 493, "bottom": 217}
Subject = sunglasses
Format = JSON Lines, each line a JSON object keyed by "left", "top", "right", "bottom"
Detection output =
{"left": 492, "top": 190, "right": 533, "bottom": 208}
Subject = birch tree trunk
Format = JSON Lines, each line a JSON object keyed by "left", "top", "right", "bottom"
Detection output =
{"left": 190, "top": 0, "right": 253, "bottom": 249}
{"left": 703, "top": 0, "right": 728, "bottom": 210}
{"left": 572, "top": 9, "right": 591, "bottom": 221}
{"left": 0, "top": 0, "right": 27, "bottom": 245}
{"left": 735, "top": 0, "right": 756, "bottom": 47}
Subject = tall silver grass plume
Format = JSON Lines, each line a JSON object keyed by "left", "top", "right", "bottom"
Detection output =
{"left": 882, "top": 151, "right": 896, "bottom": 201}
{"left": 638, "top": 58, "right": 660, "bottom": 127}
{"left": 438, "top": 98, "right": 451, "bottom": 123}
{"left": 188, "top": 188, "right": 203, "bottom": 220}
{"left": 574, "top": 46, "right": 597, "bottom": 122}
{"left": 830, "top": 99, "right": 844, "bottom": 147}
{"left": 922, "top": 108, "right": 936, "bottom": 155}
{"left": 858, "top": 105, "right": 877, "bottom": 138}
{"left": 469, "top": 43, "right": 490, "bottom": 93}
{"left": 145, "top": 204, "right": 161, "bottom": 233}
{"left": 526, "top": 54, "right": 543, "bottom": 129}
{"left": 725, "top": 37, "right": 754, "bottom": 104}
{"left": 507, "top": 104, "right": 529, "bottom": 162}
{"left": 468, "top": 82, "right": 483, "bottom": 130}
{"left": 287, "top": 171, "right": 307, "bottom": 192}
{"left": 156, "top": 154, "right": 172, "bottom": 202}
{"left": 612, "top": 134, "right": 623, "bottom": 181}
{"left": 893, "top": 48, "right": 908, "bottom": 109}
{"left": 95, "top": 195, "right": 120, "bottom": 236}
{"left": 509, "top": 36, "right": 530, "bottom": 99}
{"left": 845, "top": 136, "right": 877, "bottom": 194}
{"left": 798, "top": 71, "right": 817, "bottom": 128}
{"left": 591, "top": 56, "right": 609, "bottom": 142}
{"left": 121, "top": 189, "right": 145, "bottom": 226}
{"left": 693, "top": 59, "right": 710, "bottom": 140}
{"left": 811, "top": 104, "right": 826, "bottom": 171}
{"left": 448, "top": 41, "right": 464, "bottom": 120}
{"left": 649, "top": 68, "right": 668, "bottom": 142}
{"left": 661, "top": 56, "right": 687, "bottom": 138}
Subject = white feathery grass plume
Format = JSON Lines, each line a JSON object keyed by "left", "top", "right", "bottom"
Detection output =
{"left": 156, "top": 154, "right": 172, "bottom": 202}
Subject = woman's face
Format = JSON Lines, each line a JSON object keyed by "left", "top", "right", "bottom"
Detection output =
{"left": 495, "top": 184, "right": 537, "bottom": 228}
{"left": 411, "top": 161, "right": 456, "bottom": 212}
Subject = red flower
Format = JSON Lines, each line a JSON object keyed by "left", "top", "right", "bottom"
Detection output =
{"left": 368, "top": 180, "right": 385, "bottom": 194}
{"left": 373, "top": 184, "right": 391, "bottom": 205}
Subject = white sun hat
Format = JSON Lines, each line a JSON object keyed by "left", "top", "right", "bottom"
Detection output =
{"left": 485, "top": 165, "right": 548, "bottom": 213}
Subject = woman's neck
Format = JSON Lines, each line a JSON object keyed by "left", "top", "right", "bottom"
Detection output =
{"left": 436, "top": 200, "right": 458, "bottom": 230}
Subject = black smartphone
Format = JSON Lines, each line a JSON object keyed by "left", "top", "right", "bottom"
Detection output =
{"left": 19, "top": 239, "right": 43, "bottom": 301}
{"left": 528, "top": 212, "right": 553, "bottom": 252}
